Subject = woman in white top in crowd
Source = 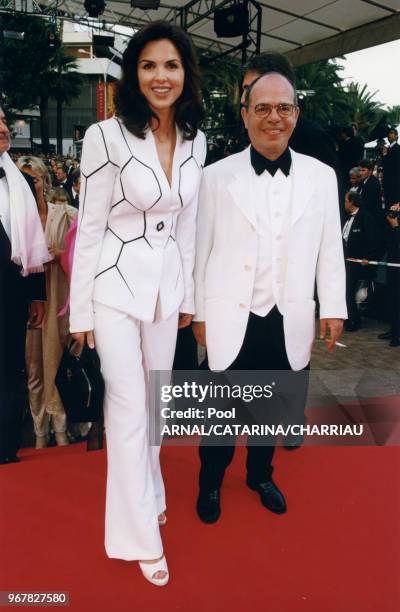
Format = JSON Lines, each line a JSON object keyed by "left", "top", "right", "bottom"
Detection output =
{"left": 69, "top": 20, "right": 206, "bottom": 586}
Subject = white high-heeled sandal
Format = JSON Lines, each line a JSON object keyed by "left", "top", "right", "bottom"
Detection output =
{"left": 138, "top": 555, "right": 169, "bottom": 586}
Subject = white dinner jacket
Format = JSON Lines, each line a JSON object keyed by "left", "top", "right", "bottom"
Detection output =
{"left": 70, "top": 117, "right": 206, "bottom": 333}
{"left": 194, "top": 146, "right": 347, "bottom": 372}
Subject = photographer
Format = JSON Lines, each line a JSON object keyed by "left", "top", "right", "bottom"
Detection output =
{"left": 382, "top": 128, "right": 400, "bottom": 209}
{"left": 358, "top": 159, "right": 382, "bottom": 216}
{"left": 379, "top": 204, "right": 400, "bottom": 346}
{"left": 342, "top": 191, "right": 380, "bottom": 331}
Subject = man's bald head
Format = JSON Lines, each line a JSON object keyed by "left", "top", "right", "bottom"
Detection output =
{"left": 244, "top": 72, "right": 297, "bottom": 109}
{"left": 241, "top": 73, "right": 299, "bottom": 160}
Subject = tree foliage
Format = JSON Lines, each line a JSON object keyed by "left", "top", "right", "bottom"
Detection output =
{"left": 385, "top": 105, "right": 400, "bottom": 128}
{"left": 200, "top": 54, "right": 396, "bottom": 142}
{"left": 294, "top": 59, "right": 350, "bottom": 127}
{"left": 343, "top": 81, "right": 384, "bottom": 136}
{"left": 200, "top": 52, "right": 242, "bottom": 130}
{"left": 1, "top": 13, "right": 83, "bottom": 153}
{"left": 0, "top": 13, "right": 55, "bottom": 111}
{"left": 37, "top": 48, "right": 83, "bottom": 153}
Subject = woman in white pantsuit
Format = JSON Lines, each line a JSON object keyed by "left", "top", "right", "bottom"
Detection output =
{"left": 70, "top": 21, "right": 206, "bottom": 586}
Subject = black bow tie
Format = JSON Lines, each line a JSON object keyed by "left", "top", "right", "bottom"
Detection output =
{"left": 250, "top": 146, "right": 292, "bottom": 177}
{"left": 0, "top": 168, "right": 5, "bottom": 179}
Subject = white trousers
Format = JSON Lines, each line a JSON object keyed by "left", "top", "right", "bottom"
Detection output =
{"left": 93, "top": 301, "right": 178, "bottom": 561}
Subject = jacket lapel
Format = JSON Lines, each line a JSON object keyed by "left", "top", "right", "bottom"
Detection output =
{"left": 226, "top": 147, "right": 257, "bottom": 227}
{"left": 116, "top": 118, "right": 156, "bottom": 168}
{"left": 226, "top": 147, "right": 314, "bottom": 228}
{"left": 290, "top": 149, "right": 314, "bottom": 226}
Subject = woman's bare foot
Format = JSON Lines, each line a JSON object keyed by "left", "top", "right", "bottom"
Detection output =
{"left": 158, "top": 511, "right": 167, "bottom": 525}
{"left": 139, "top": 554, "right": 167, "bottom": 580}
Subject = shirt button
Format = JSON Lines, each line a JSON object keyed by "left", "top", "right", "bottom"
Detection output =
{"left": 276, "top": 235, "right": 282, "bottom": 240}
{"left": 244, "top": 265, "right": 251, "bottom": 271}
{"left": 156, "top": 221, "right": 164, "bottom": 231}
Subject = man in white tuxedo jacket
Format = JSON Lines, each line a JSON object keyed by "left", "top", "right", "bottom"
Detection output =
{"left": 193, "top": 72, "right": 347, "bottom": 522}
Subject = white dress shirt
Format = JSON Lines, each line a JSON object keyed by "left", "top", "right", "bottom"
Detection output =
{"left": 342, "top": 209, "right": 358, "bottom": 244}
{"left": 251, "top": 167, "right": 292, "bottom": 316}
{"left": 0, "top": 157, "right": 11, "bottom": 240}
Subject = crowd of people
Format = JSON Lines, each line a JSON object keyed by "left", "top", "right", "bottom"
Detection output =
{"left": 0, "top": 19, "right": 399, "bottom": 587}
{"left": 342, "top": 135, "right": 400, "bottom": 341}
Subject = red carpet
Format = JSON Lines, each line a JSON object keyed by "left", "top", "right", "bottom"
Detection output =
{"left": 1, "top": 443, "right": 399, "bottom": 612}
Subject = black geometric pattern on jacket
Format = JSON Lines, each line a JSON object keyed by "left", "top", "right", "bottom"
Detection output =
{"left": 82, "top": 119, "right": 203, "bottom": 298}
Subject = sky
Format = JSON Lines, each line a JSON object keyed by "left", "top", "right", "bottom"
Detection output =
{"left": 339, "top": 39, "right": 400, "bottom": 109}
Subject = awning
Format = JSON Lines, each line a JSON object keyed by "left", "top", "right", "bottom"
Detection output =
{"left": 7, "top": 1, "right": 400, "bottom": 65}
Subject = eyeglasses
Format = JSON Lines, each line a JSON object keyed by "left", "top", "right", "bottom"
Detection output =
{"left": 247, "top": 103, "right": 298, "bottom": 118}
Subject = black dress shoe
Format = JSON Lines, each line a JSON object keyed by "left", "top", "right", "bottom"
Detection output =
{"left": 196, "top": 488, "right": 221, "bottom": 523}
{"left": 246, "top": 478, "right": 287, "bottom": 514}
{"left": 283, "top": 433, "right": 304, "bottom": 450}
{"left": 378, "top": 331, "right": 392, "bottom": 340}
{"left": 389, "top": 338, "right": 400, "bottom": 347}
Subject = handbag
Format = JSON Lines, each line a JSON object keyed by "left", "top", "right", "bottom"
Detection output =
{"left": 55, "top": 342, "right": 104, "bottom": 423}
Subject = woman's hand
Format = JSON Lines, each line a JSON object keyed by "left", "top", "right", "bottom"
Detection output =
{"left": 192, "top": 321, "right": 206, "bottom": 346}
{"left": 178, "top": 313, "right": 193, "bottom": 329}
{"left": 48, "top": 246, "right": 64, "bottom": 261}
{"left": 28, "top": 301, "right": 45, "bottom": 329}
{"left": 72, "top": 331, "right": 95, "bottom": 350}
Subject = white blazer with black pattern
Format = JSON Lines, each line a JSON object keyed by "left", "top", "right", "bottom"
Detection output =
{"left": 70, "top": 116, "right": 206, "bottom": 333}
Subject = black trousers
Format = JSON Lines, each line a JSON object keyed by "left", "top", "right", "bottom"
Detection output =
{"left": 199, "top": 306, "right": 309, "bottom": 490}
{"left": 173, "top": 326, "right": 198, "bottom": 370}
{"left": 0, "top": 298, "right": 29, "bottom": 460}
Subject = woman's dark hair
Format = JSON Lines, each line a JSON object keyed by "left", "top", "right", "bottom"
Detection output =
{"left": 114, "top": 20, "right": 204, "bottom": 140}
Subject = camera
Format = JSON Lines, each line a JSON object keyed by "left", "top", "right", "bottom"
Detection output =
{"left": 387, "top": 210, "right": 400, "bottom": 220}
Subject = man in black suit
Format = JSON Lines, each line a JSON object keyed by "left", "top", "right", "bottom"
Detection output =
{"left": 382, "top": 128, "right": 400, "bottom": 208}
{"left": 358, "top": 159, "right": 385, "bottom": 258}
{"left": 0, "top": 106, "right": 47, "bottom": 464}
{"left": 54, "top": 163, "right": 72, "bottom": 194}
{"left": 66, "top": 169, "right": 80, "bottom": 209}
{"left": 358, "top": 159, "right": 382, "bottom": 215}
{"left": 338, "top": 126, "right": 365, "bottom": 188}
{"left": 342, "top": 191, "right": 379, "bottom": 331}
{"left": 378, "top": 205, "right": 400, "bottom": 347}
